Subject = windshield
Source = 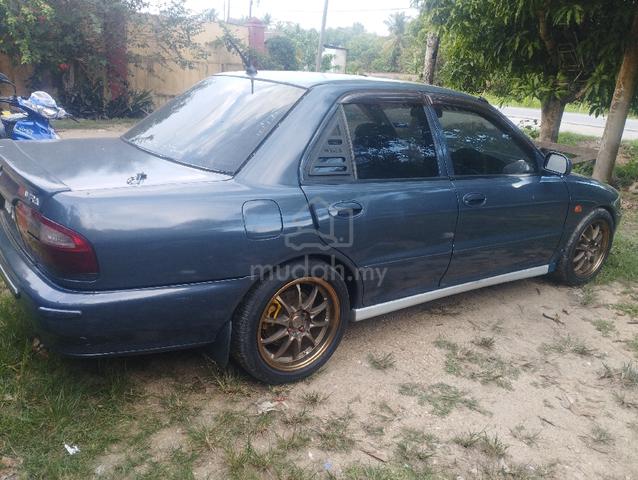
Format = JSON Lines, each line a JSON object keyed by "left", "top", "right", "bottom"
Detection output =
{"left": 123, "top": 76, "right": 305, "bottom": 173}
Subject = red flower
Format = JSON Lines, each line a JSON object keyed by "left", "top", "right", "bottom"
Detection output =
{"left": 58, "top": 63, "right": 70, "bottom": 72}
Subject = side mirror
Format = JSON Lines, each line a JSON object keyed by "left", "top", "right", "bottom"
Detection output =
{"left": 544, "top": 151, "right": 572, "bottom": 176}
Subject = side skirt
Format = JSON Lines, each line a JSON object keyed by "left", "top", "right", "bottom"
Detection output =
{"left": 353, "top": 265, "right": 549, "bottom": 322}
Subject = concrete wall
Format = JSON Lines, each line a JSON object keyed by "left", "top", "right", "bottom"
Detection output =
{"left": 0, "top": 21, "right": 248, "bottom": 107}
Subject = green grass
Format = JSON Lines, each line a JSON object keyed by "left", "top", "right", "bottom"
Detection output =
{"left": 453, "top": 431, "right": 508, "bottom": 458}
{"left": 367, "top": 352, "right": 396, "bottom": 371}
{"left": 434, "top": 337, "right": 520, "bottom": 389}
{"left": 591, "top": 319, "right": 617, "bottom": 337}
{"left": 0, "top": 290, "right": 136, "bottom": 478}
{"left": 600, "top": 362, "right": 638, "bottom": 388}
{"left": 51, "top": 118, "right": 137, "bottom": 130}
{"left": 541, "top": 335, "right": 597, "bottom": 357}
{"left": 614, "top": 303, "right": 638, "bottom": 318}
{"left": 398, "top": 382, "right": 486, "bottom": 417}
{"left": 510, "top": 424, "right": 541, "bottom": 447}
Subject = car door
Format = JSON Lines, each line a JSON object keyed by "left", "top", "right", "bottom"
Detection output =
{"left": 299, "top": 92, "right": 458, "bottom": 306}
{"left": 430, "top": 98, "right": 570, "bottom": 287}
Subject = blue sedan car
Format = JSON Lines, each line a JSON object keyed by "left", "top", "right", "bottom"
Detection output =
{"left": 0, "top": 72, "right": 621, "bottom": 383}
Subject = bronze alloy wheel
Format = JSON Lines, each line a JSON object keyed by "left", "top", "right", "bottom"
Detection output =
{"left": 572, "top": 219, "right": 611, "bottom": 278}
{"left": 257, "top": 277, "right": 340, "bottom": 372}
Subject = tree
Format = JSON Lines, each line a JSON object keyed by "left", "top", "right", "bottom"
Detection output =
{"left": 593, "top": 10, "right": 638, "bottom": 183}
{"left": 422, "top": 32, "right": 439, "bottom": 84}
{"left": 264, "top": 36, "right": 299, "bottom": 70}
{"left": 384, "top": 12, "right": 408, "bottom": 72}
{"left": 421, "top": 0, "right": 638, "bottom": 142}
{"left": 0, "top": 0, "right": 209, "bottom": 116}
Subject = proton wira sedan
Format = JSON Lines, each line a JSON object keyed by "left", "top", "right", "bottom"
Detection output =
{"left": 0, "top": 71, "right": 621, "bottom": 383}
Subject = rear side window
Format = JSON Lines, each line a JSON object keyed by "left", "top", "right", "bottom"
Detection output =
{"left": 437, "top": 107, "right": 538, "bottom": 176}
{"left": 342, "top": 102, "right": 439, "bottom": 180}
{"left": 123, "top": 76, "right": 305, "bottom": 174}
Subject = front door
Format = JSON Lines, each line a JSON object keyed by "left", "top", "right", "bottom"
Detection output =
{"left": 301, "top": 94, "right": 458, "bottom": 306}
{"left": 431, "top": 102, "right": 570, "bottom": 286}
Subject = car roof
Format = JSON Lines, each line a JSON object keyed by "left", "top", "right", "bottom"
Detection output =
{"left": 216, "top": 70, "right": 479, "bottom": 101}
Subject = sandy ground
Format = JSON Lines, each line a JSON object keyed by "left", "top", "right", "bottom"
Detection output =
{"left": 87, "top": 278, "right": 638, "bottom": 479}
{"left": 56, "top": 127, "right": 638, "bottom": 479}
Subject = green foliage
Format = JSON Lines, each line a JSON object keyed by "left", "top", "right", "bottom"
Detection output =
{"left": 264, "top": 36, "right": 299, "bottom": 70}
{"left": 419, "top": 0, "right": 638, "bottom": 115}
{"left": 0, "top": 0, "right": 211, "bottom": 118}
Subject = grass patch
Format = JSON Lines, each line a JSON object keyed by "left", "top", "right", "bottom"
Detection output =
{"left": 0, "top": 291, "right": 140, "bottom": 478}
{"left": 471, "top": 336, "right": 495, "bottom": 349}
{"left": 582, "top": 424, "right": 614, "bottom": 448}
{"left": 454, "top": 431, "right": 508, "bottom": 458}
{"left": 510, "top": 424, "right": 541, "bottom": 447}
{"left": 613, "top": 303, "right": 638, "bottom": 318}
{"left": 541, "top": 335, "right": 597, "bottom": 357}
{"left": 590, "top": 319, "right": 616, "bottom": 337}
{"left": 599, "top": 362, "right": 638, "bottom": 388}
{"left": 300, "top": 390, "right": 329, "bottom": 407}
{"left": 434, "top": 337, "right": 520, "bottom": 389}
{"left": 367, "top": 352, "right": 396, "bottom": 371}
{"left": 394, "top": 428, "right": 437, "bottom": 463}
{"left": 398, "top": 382, "right": 486, "bottom": 417}
{"left": 627, "top": 335, "right": 638, "bottom": 358}
{"left": 318, "top": 410, "right": 355, "bottom": 452}
{"left": 595, "top": 221, "right": 638, "bottom": 285}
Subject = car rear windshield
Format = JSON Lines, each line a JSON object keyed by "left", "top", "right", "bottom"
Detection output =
{"left": 122, "top": 76, "right": 305, "bottom": 174}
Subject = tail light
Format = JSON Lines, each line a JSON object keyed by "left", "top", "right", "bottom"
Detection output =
{"left": 15, "top": 201, "right": 98, "bottom": 277}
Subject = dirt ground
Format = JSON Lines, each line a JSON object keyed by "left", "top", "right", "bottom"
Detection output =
{"left": 84, "top": 277, "right": 638, "bottom": 480}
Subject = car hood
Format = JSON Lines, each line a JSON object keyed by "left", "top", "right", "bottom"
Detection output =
{"left": 0, "top": 137, "right": 230, "bottom": 193}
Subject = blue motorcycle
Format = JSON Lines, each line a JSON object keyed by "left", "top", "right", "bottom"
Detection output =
{"left": 0, "top": 72, "right": 72, "bottom": 141}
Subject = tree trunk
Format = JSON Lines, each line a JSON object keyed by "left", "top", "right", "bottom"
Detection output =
{"left": 593, "top": 12, "right": 638, "bottom": 184}
{"left": 423, "top": 32, "right": 439, "bottom": 84}
{"left": 539, "top": 97, "right": 566, "bottom": 142}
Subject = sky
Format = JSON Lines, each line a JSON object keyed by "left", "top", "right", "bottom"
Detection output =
{"left": 180, "top": 0, "right": 419, "bottom": 35}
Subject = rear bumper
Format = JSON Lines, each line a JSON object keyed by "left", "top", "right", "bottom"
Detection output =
{"left": 0, "top": 216, "right": 253, "bottom": 357}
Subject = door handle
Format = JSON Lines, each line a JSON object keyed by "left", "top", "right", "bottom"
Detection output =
{"left": 328, "top": 201, "right": 363, "bottom": 218}
{"left": 462, "top": 193, "right": 487, "bottom": 207}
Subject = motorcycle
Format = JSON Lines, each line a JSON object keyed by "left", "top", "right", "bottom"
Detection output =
{"left": 0, "top": 72, "right": 73, "bottom": 141}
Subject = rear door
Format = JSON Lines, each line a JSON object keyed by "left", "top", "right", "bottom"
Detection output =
{"left": 430, "top": 98, "right": 570, "bottom": 286}
{"left": 300, "top": 92, "right": 458, "bottom": 306}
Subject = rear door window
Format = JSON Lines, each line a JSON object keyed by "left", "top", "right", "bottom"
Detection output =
{"left": 342, "top": 102, "right": 439, "bottom": 180}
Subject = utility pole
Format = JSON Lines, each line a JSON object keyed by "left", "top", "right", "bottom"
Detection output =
{"left": 249, "top": 0, "right": 253, "bottom": 18}
{"left": 315, "top": 0, "right": 329, "bottom": 72}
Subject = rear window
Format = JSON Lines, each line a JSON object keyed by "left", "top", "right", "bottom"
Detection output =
{"left": 123, "top": 76, "right": 305, "bottom": 174}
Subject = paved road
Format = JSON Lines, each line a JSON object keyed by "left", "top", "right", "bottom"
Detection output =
{"left": 499, "top": 106, "right": 638, "bottom": 140}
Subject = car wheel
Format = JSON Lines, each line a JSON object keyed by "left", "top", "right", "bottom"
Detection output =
{"left": 231, "top": 259, "right": 350, "bottom": 384}
{"left": 554, "top": 208, "right": 614, "bottom": 286}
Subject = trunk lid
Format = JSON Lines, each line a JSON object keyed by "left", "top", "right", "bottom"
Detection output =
{"left": 0, "top": 137, "right": 230, "bottom": 195}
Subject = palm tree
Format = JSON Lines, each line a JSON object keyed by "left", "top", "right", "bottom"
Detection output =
{"left": 384, "top": 12, "right": 408, "bottom": 72}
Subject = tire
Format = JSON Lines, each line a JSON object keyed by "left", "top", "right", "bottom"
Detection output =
{"left": 553, "top": 208, "right": 614, "bottom": 286}
{"left": 231, "top": 259, "right": 350, "bottom": 384}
